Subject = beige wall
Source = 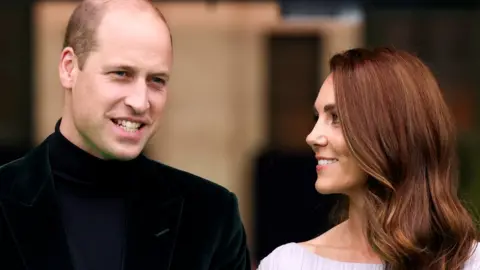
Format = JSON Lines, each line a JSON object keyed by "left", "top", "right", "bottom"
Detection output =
{"left": 33, "top": 2, "right": 363, "bottom": 252}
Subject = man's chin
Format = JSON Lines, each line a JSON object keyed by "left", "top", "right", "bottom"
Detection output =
{"left": 112, "top": 154, "right": 141, "bottom": 161}
{"left": 102, "top": 144, "right": 145, "bottom": 161}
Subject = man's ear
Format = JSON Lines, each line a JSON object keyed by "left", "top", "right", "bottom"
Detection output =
{"left": 58, "top": 47, "right": 79, "bottom": 90}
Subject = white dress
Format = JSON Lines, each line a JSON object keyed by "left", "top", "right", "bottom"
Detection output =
{"left": 257, "top": 242, "right": 480, "bottom": 270}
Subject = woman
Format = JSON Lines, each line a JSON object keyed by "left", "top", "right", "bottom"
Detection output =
{"left": 257, "top": 47, "right": 480, "bottom": 270}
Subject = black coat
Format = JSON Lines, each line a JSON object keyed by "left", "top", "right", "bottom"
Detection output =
{"left": 0, "top": 136, "right": 251, "bottom": 270}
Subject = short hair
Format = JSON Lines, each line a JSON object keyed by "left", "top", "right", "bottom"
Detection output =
{"left": 62, "top": 0, "right": 172, "bottom": 70}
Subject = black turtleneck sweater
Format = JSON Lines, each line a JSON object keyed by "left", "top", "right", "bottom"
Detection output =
{"left": 48, "top": 121, "right": 142, "bottom": 270}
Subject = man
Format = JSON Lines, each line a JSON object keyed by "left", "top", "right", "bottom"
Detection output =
{"left": 0, "top": 0, "right": 251, "bottom": 269}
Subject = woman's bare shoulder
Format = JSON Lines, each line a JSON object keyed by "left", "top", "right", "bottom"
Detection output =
{"left": 299, "top": 222, "right": 382, "bottom": 264}
{"left": 300, "top": 222, "right": 346, "bottom": 251}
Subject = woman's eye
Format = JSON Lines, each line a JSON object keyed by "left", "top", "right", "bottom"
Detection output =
{"left": 331, "top": 112, "right": 339, "bottom": 124}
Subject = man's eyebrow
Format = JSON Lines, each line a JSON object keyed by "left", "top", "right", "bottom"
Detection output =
{"left": 150, "top": 72, "right": 170, "bottom": 79}
{"left": 104, "top": 64, "right": 135, "bottom": 71}
{"left": 103, "top": 64, "right": 170, "bottom": 78}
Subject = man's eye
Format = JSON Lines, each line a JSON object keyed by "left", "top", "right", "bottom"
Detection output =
{"left": 152, "top": 77, "right": 165, "bottom": 85}
{"left": 113, "top": 71, "right": 127, "bottom": 77}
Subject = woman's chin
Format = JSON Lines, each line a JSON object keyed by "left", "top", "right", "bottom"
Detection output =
{"left": 314, "top": 179, "right": 339, "bottom": 195}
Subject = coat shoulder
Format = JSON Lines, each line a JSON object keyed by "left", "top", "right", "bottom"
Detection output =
{"left": 146, "top": 158, "right": 235, "bottom": 203}
{"left": 0, "top": 156, "right": 25, "bottom": 176}
{"left": 0, "top": 156, "right": 27, "bottom": 194}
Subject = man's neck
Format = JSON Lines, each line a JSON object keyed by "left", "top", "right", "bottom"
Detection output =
{"left": 49, "top": 118, "right": 143, "bottom": 190}
{"left": 58, "top": 117, "right": 106, "bottom": 160}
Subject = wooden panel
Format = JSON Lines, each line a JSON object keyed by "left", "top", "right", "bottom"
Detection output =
{"left": 267, "top": 33, "right": 321, "bottom": 151}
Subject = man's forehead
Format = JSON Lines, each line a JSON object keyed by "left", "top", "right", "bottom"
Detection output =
{"left": 92, "top": 33, "right": 172, "bottom": 73}
{"left": 94, "top": 15, "right": 169, "bottom": 55}
{"left": 91, "top": 0, "right": 154, "bottom": 11}
{"left": 97, "top": 8, "right": 168, "bottom": 38}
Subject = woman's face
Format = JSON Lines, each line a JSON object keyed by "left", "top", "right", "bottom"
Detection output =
{"left": 306, "top": 75, "right": 367, "bottom": 196}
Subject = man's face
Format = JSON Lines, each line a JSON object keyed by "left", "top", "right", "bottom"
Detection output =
{"left": 59, "top": 8, "right": 172, "bottom": 160}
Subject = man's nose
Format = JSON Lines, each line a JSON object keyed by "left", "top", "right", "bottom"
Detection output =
{"left": 124, "top": 83, "right": 149, "bottom": 114}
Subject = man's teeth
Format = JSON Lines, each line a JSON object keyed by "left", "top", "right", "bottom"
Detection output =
{"left": 318, "top": 159, "right": 338, "bottom": 166}
{"left": 115, "top": 120, "right": 141, "bottom": 132}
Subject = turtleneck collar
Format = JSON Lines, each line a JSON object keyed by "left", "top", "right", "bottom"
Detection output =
{"left": 48, "top": 119, "right": 145, "bottom": 190}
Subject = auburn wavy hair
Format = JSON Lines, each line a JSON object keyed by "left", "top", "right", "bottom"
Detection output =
{"left": 329, "top": 47, "right": 478, "bottom": 269}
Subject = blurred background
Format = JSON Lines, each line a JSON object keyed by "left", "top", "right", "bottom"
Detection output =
{"left": 2, "top": 0, "right": 480, "bottom": 267}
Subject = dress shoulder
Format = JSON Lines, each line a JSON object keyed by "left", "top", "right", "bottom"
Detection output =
{"left": 257, "top": 242, "right": 383, "bottom": 270}
{"left": 257, "top": 243, "right": 306, "bottom": 270}
{"left": 463, "top": 242, "right": 480, "bottom": 270}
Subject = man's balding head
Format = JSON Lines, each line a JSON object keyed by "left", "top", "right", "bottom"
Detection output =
{"left": 58, "top": 0, "right": 173, "bottom": 160}
{"left": 62, "top": 0, "right": 171, "bottom": 69}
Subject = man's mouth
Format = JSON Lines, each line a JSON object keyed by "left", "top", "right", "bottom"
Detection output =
{"left": 111, "top": 119, "right": 145, "bottom": 133}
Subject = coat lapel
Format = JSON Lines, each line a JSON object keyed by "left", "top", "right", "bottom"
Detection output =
{"left": 0, "top": 138, "right": 185, "bottom": 270}
{"left": 0, "top": 138, "right": 74, "bottom": 270}
{"left": 123, "top": 162, "right": 184, "bottom": 270}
